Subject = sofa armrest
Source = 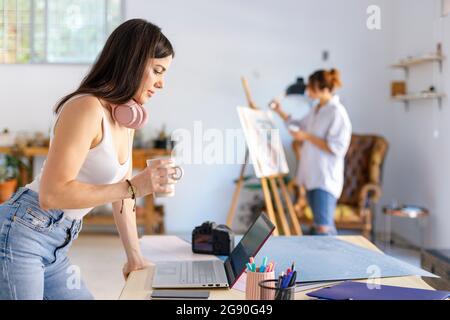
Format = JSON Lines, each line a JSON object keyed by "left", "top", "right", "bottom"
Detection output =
{"left": 288, "top": 181, "right": 309, "bottom": 218}
{"left": 358, "top": 183, "right": 382, "bottom": 209}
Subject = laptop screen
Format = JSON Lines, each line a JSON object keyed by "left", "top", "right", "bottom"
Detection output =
{"left": 224, "top": 213, "right": 275, "bottom": 287}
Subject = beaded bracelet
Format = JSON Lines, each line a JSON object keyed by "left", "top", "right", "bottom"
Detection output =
{"left": 120, "top": 179, "right": 136, "bottom": 214}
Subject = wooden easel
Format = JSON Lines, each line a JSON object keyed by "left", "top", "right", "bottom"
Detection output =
{"left": 226, "top": 77, "right": 302, "bottom": 236}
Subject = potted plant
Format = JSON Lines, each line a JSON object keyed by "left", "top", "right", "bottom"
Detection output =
{"left": 0, "top": 154, "right": 25, "bottom": 203}
{"left": 153, "top": 124, "right": 174, "bottom": 150}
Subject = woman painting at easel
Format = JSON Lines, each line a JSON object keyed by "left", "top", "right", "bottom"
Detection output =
{"left": 271, "top": 69, "right": 352, "bottom": 235}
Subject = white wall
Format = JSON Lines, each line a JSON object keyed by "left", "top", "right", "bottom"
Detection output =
{"left": 1, "top": 1, "right": 396, "bottom": 235}
{"left": 125, "top": 0, "right": 396, "bottom": 233}
{"left": 0, "top": 64, "right": 89, "bottom": 132}
{"left": 385, "top": 0, "right": 450, "bottom": 248}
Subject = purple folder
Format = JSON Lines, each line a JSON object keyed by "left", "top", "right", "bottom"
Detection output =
{"left": 307, "top": 281, "right": 450, "bottom": 300}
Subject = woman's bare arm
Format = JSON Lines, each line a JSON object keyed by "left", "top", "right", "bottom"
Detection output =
{"left": 290, "top": 130, "right": 333, "bottom": 154}
{"left": 270, "top": 99, "right": 291, "bottom": 121}
{"left": 39, "top": 97, "right": 133, "bottom": 210}
{"left": 112, "top": 131, "right": 153, "bottom": 278}
{"left": 304, "top": 133, "right": 333, "bottom": 154}
{"left": 113, "top": 169, "right": 142, "bottom": 263}
{"left": 112, "top": 130, "right": 143, "bottom": 263}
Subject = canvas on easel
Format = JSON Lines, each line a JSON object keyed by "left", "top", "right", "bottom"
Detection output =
{"left": 227, "top": 77, "right": 302, "bottom": 236}
{"left": 237, "top": 107, "right": 289, "bottom": 178}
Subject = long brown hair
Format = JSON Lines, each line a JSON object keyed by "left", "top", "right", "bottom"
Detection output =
{"left": 308, "top": 69, "right": 342, "bottom": 92}
{"left": 55, "top": 19, "right": 174, "bottom": 114}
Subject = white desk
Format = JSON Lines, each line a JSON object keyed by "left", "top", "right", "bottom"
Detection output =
{"left": 119, "top": 235, "right": 434, "bottom": 300}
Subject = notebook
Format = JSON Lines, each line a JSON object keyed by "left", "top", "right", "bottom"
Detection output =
{"left": 306, "top": 281, "right": 450, "bottom": 300}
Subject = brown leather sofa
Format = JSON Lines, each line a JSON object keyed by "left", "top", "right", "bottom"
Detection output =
{"left": 290, "top": 134, "right": 389, "bottom": 239}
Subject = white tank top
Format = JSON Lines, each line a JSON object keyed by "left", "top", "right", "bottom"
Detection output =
{"left": 26, "top": 94, "right": 131, "bottom": 220}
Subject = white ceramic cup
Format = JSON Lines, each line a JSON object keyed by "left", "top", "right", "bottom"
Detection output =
{"left": 146, "top": 157, "right": 184, "bottom": 198}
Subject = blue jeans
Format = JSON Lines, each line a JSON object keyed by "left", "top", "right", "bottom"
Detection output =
{"left": 0, "top": 187, "right": 93, "bottom": 300}
{"left": 306, "top": 189, "right": 338, "bottom": 235}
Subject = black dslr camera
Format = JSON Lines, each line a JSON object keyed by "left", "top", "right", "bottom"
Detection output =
{"left": 192, "top": 221, "right": 234, "bottom": 256}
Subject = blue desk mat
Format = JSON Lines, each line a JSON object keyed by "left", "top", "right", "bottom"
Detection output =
{"left": 180, "top": 234, "right": 436, "bottom": 283}
{"left": 249, "top": 236, "right": 436, "bottom": 282}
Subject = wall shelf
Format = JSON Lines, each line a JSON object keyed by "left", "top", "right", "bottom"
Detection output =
{"left": 392, "top": 92, "right": 446, "bottom": 110}
{"left": 393, "top": 92, "right": 446, "bottom": 101}
{"left": 391, "top": 54, "right": 445, "bottom": 69}
{"left": 390, "top": 44, "right": 446, "bottom": 111}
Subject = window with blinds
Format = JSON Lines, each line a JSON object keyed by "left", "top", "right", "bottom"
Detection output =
{"left": 0, "top": 0, "right": 123, "bottom": 64}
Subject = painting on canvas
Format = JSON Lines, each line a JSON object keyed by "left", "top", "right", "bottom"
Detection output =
{"left": 237, "top": 106, "right": 289, "bottom": 178}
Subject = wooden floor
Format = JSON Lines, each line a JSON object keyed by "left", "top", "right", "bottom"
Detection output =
{"left": 68, "top": 234, "right": 127, "bottom": 300}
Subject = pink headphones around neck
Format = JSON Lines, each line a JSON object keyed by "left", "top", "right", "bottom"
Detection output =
{"left": 110, "top": 100, "right": 149, "bottom": 130}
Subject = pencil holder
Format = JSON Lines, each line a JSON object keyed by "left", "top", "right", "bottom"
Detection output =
{"left": 259, "top": 280, "right": 301, "bottom": 300}
{"left": 245, "top": 271, "right": 275, "bottom": 300}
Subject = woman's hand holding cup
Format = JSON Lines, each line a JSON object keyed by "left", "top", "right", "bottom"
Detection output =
{"left": 130, "top": 158, "right": 183, "bottom": 198}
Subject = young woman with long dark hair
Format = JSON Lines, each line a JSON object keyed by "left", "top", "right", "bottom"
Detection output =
{"left": 0, "top": 19, "right": 175, "bottom": 300}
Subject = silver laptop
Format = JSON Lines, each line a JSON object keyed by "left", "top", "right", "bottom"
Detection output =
{"left": 152, "top": 213, "right": 275, "bottom": 289}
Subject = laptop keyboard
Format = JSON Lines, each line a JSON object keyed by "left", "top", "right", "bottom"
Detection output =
{"left": 179, "top": 261, "right": 218, "bottom": 284}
